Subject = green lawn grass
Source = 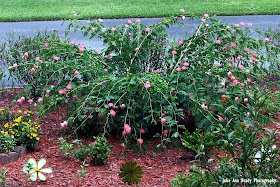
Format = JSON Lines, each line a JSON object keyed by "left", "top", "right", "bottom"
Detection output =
{"left": 0, "top": 0, "right": 280, "bottom": 22}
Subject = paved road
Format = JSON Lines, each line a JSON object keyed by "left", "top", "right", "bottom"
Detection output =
{"left": 1, "top": 15, "right": 280, "bottom": 87}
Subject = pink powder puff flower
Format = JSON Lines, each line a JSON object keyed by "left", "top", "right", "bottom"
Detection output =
{"left": 172, "top": 50, "right": 177, "bottom": 55}
{"left": 216, "top": 40, "right": 221, "bottom": 44}
{"left": 180, "top": 9, "right": 185, "bottom": 12}
{"left": 265, "top": 37, "right": 271, "bottom": 42}
{"left": 110, "top": 110, "right": 116, "bottom": 117}
{"left": 44, "top": 43, "right": 49, "bottom": 47}
{"left": 28, "top": 99, "right": 33, "bottom": 103}
{"left": 215, "top": 62, "right": 221, "bottom": 67}
{"left": 247, "top": 23, "right": 253, "bottom": 27}
{"left": 145, "top": 82, "right": 151, "bottom": 89}
{"left": 204, "top": 13, "right": 209, "bottom": 17}
{"left": 246, "top": 48, "right": 250, "bottom": 52}
{"left": 107, "top": 54, "right": 111, "bottom": 58}
{"left": 38, "top": 97, "right": 43, "bottom": 103}
{"left": 104, "top": 68, "right": 108, "bottom": 72}
{"left": 66, "top": 84, "right": 72, "bottom": 89}
{"left": 98, "top": 82, "right": 103, "bottom": 86}
{"left": 69, "top": 41, "right": 75, "bottom": 45}
{"left": 244, "top": 98, "right": 249, "bottom": 104}
{"left": 231, "top": 42, "right": 236, "bottom": 47}
{"left": 111, "top": 27, "right": 116, "bottom": 32}
{"left": 239, "top": 65, "right": 244, "bottom": 69}
{"left": 232, "top": 80, "right": 239, "bottom": 85}
{"left": 35, "top": 57, "right": 40, "bottom": 61}
{"left": 136, "top": 19, "right": 141, "bottom": 23}
{"left": 240, "top": 22, "right": 245, "bottom": 26}
{"left": 53, "top": 56, "right": 60, "bottom": 61}
{"left": 183, "top": 62, "right": 189, "bottom": 66}
{"left": 201, "top": 18, "right": 206, "bottom": 23}
{"left": 145, "top": 27, "right": 151, "bottom": 32}
{"left": 181, "top": 66, "right": 187, "bottom": 70}
{"left": 127, "top": 20, "right": 133, "bottom": 24}
{"left": 235, "top": 97, "right": 239, "bottom": 101}
{"left": 108, "top": 103, "right": 114, "bottom": 107}
{"left": 58, "top": 90, "right": 68, "bottom": 94}
{"left": 176, "top": 67, "right": 182, "bottom": 71}
{"left": 178, "top": 40, "right": 184, "bottom": 45}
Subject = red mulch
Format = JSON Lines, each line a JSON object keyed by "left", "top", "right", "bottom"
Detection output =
{"left": 1, "top": 88, "right": 280, "bottom": 186}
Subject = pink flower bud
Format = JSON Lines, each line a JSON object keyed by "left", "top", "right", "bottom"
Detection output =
{"left": 127, "top": 20, "right": 133, "bottom": 24}
{"left": 74, "top": 71, "right": 79, "bottom": 76}
{"left": 172, "top": 51, "right": 177, "bottom": 55}
{"left": 69, "top": 41, "right": 75, "bottom": 45}
{"left": 122, "top": 131, "right": 126, "bottom": 136}
{"left": 138, "top": 138, "right": 143, "bottom": 144}
{"left": 136, "top": 19, "right": 141, "bottom": 23}
{"left": 108, "top": 103, "right": 114, "bottom": 107}
{"left": 201, "top": 18, "right": 206, "bottom": 23}
{"left": 140, "top": 129, "right": 145, "bottom": 133}
{"left": 20, "top": 97, "right": 25, "bottom": 103}
{"left": 178, "top": 40, "right": 184, "bottom": 45}
{"left": 181, "top": 66, "right": 187, "bottom": 70}
{"left": 231, "top": 42, "right": 236, "bottom": 47}
{"left": 161, "top": 118, "right": 167, "bottom": 125}
{"left": 228, "top": 72, "right": 233, "bottom": 78}
{"left": 145, "top": 27, "right": 151, "bottom": 32}
{"left": 244, "top": 98, "right": 249, "bottom": 104}
{"left": 120, "top": 104, "right": 126, "bottom": 110}
{"left": 216, "top": 40, "right": 221, "bottom": 44}
{"left": 98, "top": 82, "right": 103, "bottom": 86}
{"left": 235, "top": 97, "right": 239, "bottom": 101}
{"left": 31, "top": 68, "right": 35, "bottom": 74}
{"left": 17, "top": 99, "right": 22, "bottom": 105}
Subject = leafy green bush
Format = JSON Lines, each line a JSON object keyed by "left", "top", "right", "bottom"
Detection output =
{"left": 58, "top": 136, "right": 112, "bottom": 165}
{"left": 88, "top": 136, "right": 113, "bottom": 165}
{"left": 0, "top": 132, "right": 15, "bottom": 153}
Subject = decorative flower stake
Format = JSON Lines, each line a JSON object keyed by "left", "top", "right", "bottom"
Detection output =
{"left": 23, "top": 158, "right": 52, "bottom": 181}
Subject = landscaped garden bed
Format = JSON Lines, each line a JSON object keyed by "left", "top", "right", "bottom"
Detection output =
{"left": 1, "top": 11, "right": 280, "bottom": 186}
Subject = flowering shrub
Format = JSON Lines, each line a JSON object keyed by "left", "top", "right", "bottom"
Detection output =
{"left": 3, "top": 13, "right": 279, "bottom": 153}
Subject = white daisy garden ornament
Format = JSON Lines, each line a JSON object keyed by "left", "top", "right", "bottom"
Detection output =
{"left": 23, "top": 158, "right": 52, "bottom": 181}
